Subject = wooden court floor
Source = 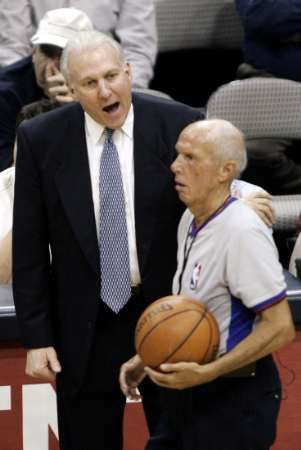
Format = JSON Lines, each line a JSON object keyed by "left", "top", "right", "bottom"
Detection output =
{"left": 124, "top": 328, "right": 301, "bottom": 450}
{"left": 0, "top": 328, "right": 300, "bottom": 450}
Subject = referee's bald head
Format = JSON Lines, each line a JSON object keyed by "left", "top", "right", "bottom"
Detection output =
{"left": 178, "top": 119, "right": 247, "bottom": 178}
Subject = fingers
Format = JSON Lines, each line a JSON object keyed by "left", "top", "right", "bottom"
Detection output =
{"left": 243, "top": 196, "right": 276, "bottom": 227}
{"left": 45, "top": 65, "right": 73, "bottom": 103}
{"left": 48, "top": 82, "right": 74, "bottom": 103}
{"left": 26, "top": 364, "right": 56, "bottom": 382}
{"left": 25, "top": 347, "right": 61, "bottom": 382}
{"left": 144, "top": 366, "right": 173, "bottom": 388}
{"left": 119, "top": 363, "right": 132, "bottom": 396}
{"left": 54, "top": 94, "right": 74, "bottom": 103}
{"left": 47, "top": 83, "right": 71, "bottom": 101}
{"left": 119, "top": 356, "right": 145, "bottom": 400}
{"left": 145, "top": 362, "right": 206, "bottom": 390}
{"left": 46, "top": 73, "right": 64, "bottom": 85}
{"left": 263, "top": 207, "right": 276, "bottom": 227}
{"left": 127, "top": 387, "right": 142, "bottom": 402}
{"left": 119, "top": 366, "right": 140, "bottom": 399}
{"left": 160, "top": 362, "right": 185, "bottom": 372}
{"left": 48, "top": 84, "right": 69, "bottom": 95}
{"left": 248, "top": 190, "right": 272, "bottom": 200}
{"left": 255, "top": 200, "right": 276, "bottom": 227}
{"left": 47, "top": 347, "right": 62, "bottom": 374}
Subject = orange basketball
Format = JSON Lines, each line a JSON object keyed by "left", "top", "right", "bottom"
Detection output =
{"left": 135, "top": 295, "right": 220, "bottom": 368}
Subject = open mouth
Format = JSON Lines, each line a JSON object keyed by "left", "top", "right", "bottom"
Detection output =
{"left": 103, "top": 102, "right": 120, "bottom": 113}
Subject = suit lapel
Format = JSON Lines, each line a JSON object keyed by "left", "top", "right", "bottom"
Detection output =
{"left": 54, "top": 105, "right": 99, "bottom": 275}
{"left": 133, "top": 95, "right": 172, "bottom": 277}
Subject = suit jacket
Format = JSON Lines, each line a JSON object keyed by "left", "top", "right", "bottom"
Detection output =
{"left": 13, "top": 93, "right": 202, "bottom": 392}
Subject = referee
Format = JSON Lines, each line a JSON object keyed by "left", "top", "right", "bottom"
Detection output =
{"left": 120, "top": 119, "right": 295, "bottom": 450}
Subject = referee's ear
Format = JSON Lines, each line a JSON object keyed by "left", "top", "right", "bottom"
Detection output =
{"left": 218, "top": 160, "right": 236, "bottom": 183}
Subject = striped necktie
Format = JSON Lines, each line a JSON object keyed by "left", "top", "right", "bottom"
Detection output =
{"left": 99, "top": 128, "right": 131, "bottom": 313}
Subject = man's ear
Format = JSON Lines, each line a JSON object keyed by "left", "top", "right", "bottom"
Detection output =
{"left": 124, "top": 62, "right": 132, "bottom": 82}
{"left": 69, "top": 84, "right": 77, "bottom": 100}
{"left": 219, "top": 160, "right": 237, "bottom": 182}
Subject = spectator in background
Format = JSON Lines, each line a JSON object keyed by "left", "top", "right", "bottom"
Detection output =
{"left": 0, "top": 97, "right": 61, "bottom": 285}
{"left": 235, "top": 0, "right": 301, "bottom": 195}
{"left": 0, "top": 7, "right": 93, "bottom": 171}
{"left": 0, "top": 0, "right": 157, "bottom": 89}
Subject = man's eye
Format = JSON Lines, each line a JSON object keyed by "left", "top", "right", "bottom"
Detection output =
{"left": 107, "top": 73, "right": 117, "bottom": 81}
{"left": 84, "top": 80, "right": 96, "bottom": 87}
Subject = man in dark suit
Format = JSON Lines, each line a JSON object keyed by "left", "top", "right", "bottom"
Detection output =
{"left": 13, "top": 30, "right": 202, "bottom": 450}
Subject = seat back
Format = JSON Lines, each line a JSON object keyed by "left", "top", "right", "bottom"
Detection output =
{"left": 154, "top": 0, "right": 243, "bottom": 52}
{"left": 206, "top": 78, "right": 301, "bottom": 139}
{"left": 273, "top": 195, "right": 301, "bottom": 232}
{"left": 206, "top": 78, "right": 301, "bottom": 231}
{"left": 206, "top": 78, "right": 301, "bottom": 318}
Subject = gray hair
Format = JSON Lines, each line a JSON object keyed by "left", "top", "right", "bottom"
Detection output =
{"left": 191, "top": 119, "right": 247, "bottom": 178}
{"left": 60, "top": 30, "right": 125, "bottom": 80}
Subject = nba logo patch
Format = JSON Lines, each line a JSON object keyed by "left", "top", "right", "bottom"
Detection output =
{"left": 190, "top": 263, "right": 202, "bottom": 290}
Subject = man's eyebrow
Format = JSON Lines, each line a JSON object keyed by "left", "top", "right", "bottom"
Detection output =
{"left": 81, "top": 75, "right": 96, "bottom": 82}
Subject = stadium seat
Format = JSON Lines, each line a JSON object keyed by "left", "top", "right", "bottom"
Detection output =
{"left": 206, "top": 78, "right": 301, "bottom": 231}
{"left": 206, "top": 77, "right": 301, "bottom": 319}
{"left": 206, "top": 78, "right": 301, "bottom": 140}
{"left": 154, "top": 0, "right": 243, "bottom": 52}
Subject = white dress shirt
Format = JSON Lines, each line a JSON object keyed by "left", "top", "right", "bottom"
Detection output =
{"left": 85, "top": 105, "right": 141, "bottom": 286}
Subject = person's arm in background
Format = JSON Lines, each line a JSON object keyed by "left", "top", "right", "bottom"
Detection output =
{"left": 116, "top": 0, "right": 157, "bottom": 88}
{"left": 231, "top": 179, "right": 276, "bottom": 227}
{"left": 0, "top": 231, "right": 12, "bottom": 284}
{"left": 235, "top": 0, "right": 301, "bottom": 40}
{"left": 0, "top": 0, "right": 33, "bottom": 67}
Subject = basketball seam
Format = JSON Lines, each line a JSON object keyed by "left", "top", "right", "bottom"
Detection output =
{"left": 159, "top": 310, "right": 207, "bottom": 366}
{"left": 200, "top": 314, "right": 213, "bottom": 363}
{"left": 137, "top": 308, "right": 207, "bottom": 367}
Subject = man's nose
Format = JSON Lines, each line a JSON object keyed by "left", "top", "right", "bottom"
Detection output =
{"left": 98, "top": 80, "right": 111, "bottom": 98}
{"left": 171, "top": 156, "right": 180, "bottom": 173}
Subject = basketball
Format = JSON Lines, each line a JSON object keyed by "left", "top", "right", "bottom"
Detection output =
{"left": 135, "top": 295, "right": 220, "bottom": 368}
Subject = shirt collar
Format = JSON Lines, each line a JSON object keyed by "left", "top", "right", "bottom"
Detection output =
{"left": 84, "top": 104, "right": 134, "bottom": 145}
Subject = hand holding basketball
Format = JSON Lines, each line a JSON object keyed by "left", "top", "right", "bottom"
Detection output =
{"left": 144, "top": 359, "right": 220, "bottom": 390}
